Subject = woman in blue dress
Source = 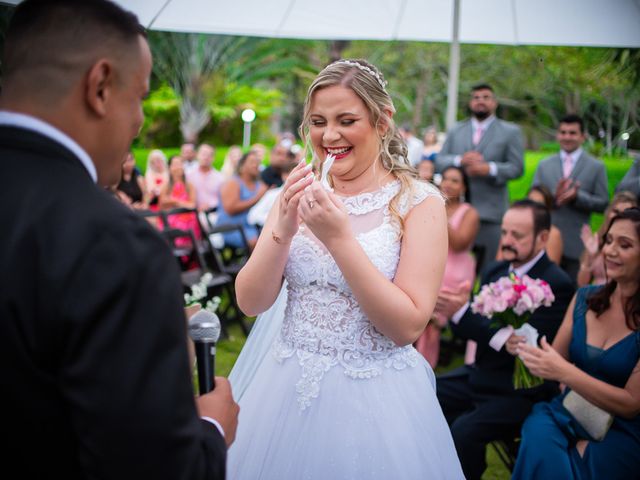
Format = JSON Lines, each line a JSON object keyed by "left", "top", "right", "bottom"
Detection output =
{"left": 215, "top": 150, "right": 268, "bottom": 250}
{"left": 513, "top": 207, "right": 640, "bottom": 479}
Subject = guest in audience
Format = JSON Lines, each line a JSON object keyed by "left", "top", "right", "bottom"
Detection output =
{"left": 159, "top": 155, "right": 199, "bottom": 239}
{"left": 415, "top": 166, "right": 479, "bottom": 367}
{"left": 251, "top": 143, "right": 267, "bottom": 165}
{"left": 144, "top": 148, "right": 169, "bottom": 210}
{"left": 276, "top": 131, "right": 296, "bottom": 150}
{"left": 187, "top": 143, "right": 225, "bottom": 212}
{"left": 433, "top": 200, "right": 575, "bottom": 480}
{"left": 496, "top": 185, "right": 564, "bottom": 264}
{"left": 436, "top": 83, "right": 525, "bottom": 271}
{"left": 261, "top": 142, "right": 291, "bottom": 188}
{"left": 418, "top": 157, "right": 436, "bottom": 183}
{"left": 216, "top": 150, "right": 268, "bottom": 250}
{"left": 577, "top": 191, "right": 638, "bottom": 287}
{"left": 615, "top": 155, "right": 640, "bottom": 199}
{"left": 422, "top": 125, "right": 441, "bottom": 161}
{"left": 221, "top": 145, "right": 243, "bottom": 178}
{"left": 531, "top": 114, "right": 609, "bottom": 282}
{"left": 399, "top": 122, "right": 424, "bottom": 167}
{"left": 291, "top": 143, "right": 305, "bottom": 163}
{"left": 116, "top": 151, "right": 148, "bottom": 209}
{"left": 180, "top": 142, "right": 197, "bottom": 175}
{"left": 513, "top": 207, "right": 640, "bottom": 480}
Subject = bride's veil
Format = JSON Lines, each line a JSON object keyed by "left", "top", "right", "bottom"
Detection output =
{"left": 228, "top": 281, "right": 288, "bottom": 401}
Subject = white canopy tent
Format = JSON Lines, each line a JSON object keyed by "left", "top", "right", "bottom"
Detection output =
{"left": 3, "top": 0, "right": 640, "bottom": 127}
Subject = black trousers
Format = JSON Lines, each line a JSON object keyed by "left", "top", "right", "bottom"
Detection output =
{"left": 436, "top": 366, "right": 536, "bottom": 480}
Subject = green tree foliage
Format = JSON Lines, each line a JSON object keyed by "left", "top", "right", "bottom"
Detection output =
{"left": 140, "top": 32, "right": 638, "bottom": 153}
{"left": 343, "top": 42, "right": 639, "bottom": 151}
{"left": 138, "top": 80, "right": 283, "bottom": 148}
{"left": 148, "top": 31, "right": 264, "bottom": 142}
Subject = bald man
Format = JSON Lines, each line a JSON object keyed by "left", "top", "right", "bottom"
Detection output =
{"left": 0, "top": 1, "right": 237, "bottom": 478}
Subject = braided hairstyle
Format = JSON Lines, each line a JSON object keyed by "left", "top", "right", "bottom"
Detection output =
{"left": 299, "top": 58, "right": 419, "bottom": 234}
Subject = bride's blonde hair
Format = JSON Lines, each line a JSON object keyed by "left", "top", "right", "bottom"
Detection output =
{"left": 299, "top": 58, "right": 418, "bottom": 234}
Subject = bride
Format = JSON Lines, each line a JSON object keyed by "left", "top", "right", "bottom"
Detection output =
{"left": 227, "top": 59, "right": 463, "bottom": 479}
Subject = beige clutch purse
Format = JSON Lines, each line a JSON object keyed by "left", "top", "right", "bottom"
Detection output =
{"left": 562, "top": 390, "right": 614, "bottom": 441}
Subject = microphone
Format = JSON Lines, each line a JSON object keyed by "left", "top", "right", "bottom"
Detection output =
{"left": 188, "top": 309, "right": 221, "bottom": 394}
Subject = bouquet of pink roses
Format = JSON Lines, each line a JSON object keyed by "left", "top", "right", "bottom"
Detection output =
{"left": 470, "top": 273, "right": 555, "bottom": 389}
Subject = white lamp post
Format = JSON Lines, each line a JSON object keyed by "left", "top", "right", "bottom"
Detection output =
{"left": 620, "top": 132, "right": 630, "bottom": 155}
{"left": 241, "top": 108, "right": 256, "bottom": 150}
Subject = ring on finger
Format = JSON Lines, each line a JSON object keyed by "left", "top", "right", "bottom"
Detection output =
{"left": 308, "top": 199, "right": 315, "bottom": 209}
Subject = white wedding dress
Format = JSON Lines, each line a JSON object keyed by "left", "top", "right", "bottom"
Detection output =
{"left": 228, "top": 179, "right": 464, "bottom": 479}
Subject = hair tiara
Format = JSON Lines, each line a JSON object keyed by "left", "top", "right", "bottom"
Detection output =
{"left": 331, "top": 60, "right": 388, "bottom": 91}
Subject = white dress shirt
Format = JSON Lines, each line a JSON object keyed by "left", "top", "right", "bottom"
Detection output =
{"left": 453, "top": 115, "right": 498, "bottom": 176}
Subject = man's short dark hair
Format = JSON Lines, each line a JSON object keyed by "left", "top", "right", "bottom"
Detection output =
{"left": 3, "top": 0, "right": 144, "bottom": 91}
{"left": 471, "top": 83, "right": 494, "bottom": 94}
{"left": 510, "top": 199, "right": 551, "bottom": 237}
{"left": 559, "top": 113, "right": 585, "bottom": 134}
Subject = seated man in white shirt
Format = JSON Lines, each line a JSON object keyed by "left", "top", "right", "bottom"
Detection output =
{"left": 433, "top": 199, "right": 575, "bottom": 480}
{"left": 247, "top": 159, "right": 296, "bottom": 228}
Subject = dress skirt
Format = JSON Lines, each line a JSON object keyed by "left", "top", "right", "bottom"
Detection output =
{"left": 228, "top": 348, "right": 464, "bottom": 479}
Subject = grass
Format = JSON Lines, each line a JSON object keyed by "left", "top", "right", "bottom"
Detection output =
{"left": 200, "top": 149, "right": 633, "bottom": 480}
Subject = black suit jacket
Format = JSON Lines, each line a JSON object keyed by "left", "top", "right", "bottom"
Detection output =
{"left": 0, "top": 127, "right": 226, "bottom": 479}
{"left": 449, "top": 253, "right": 575, "bottom": 397}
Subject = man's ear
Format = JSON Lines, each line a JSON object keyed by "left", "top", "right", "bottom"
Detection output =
{"left": 537, "top": 229, "right": 550, "bottom": 247}
{"left": 85, "top": 59, "right": 114, "bottom": 117}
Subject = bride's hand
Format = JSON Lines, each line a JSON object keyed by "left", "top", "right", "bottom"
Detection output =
{"left": 298, "top": 181, "right": 351, "bottom": 249}
{"left": 274, "top": 161, "right": 314, "bottom": 242}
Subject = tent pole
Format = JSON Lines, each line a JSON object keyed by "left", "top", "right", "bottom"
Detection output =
{"left": 445, "top": 0, "right": 461, "bottom": 131}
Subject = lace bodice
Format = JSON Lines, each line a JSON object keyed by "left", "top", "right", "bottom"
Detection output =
{"left": 272, "top": 179, "right": 442, "bottom": 409}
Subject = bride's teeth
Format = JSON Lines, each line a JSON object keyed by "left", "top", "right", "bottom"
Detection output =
{"left": 327, "top": 147, "right": 350, "bottom": 154}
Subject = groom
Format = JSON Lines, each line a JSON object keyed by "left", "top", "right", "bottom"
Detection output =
{"left": 0, "top": 1, "right": 237, "bottom": 478}
{"left": 434, "top": 200, "right": 575, "bottom": 480}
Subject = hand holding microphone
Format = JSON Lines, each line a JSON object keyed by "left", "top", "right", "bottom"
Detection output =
{"left": 188, "top": 309, "right": 239, "bottom": 446}
{"left": 188, "top": 309, "right": 221, "bottom": 394}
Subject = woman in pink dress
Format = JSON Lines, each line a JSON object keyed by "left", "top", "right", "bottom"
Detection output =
{"left": 415, "top": 166, "right": 479, "bottom": 367}
{"left": 159, "top": 155, "right": 200, "bottom": 243}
